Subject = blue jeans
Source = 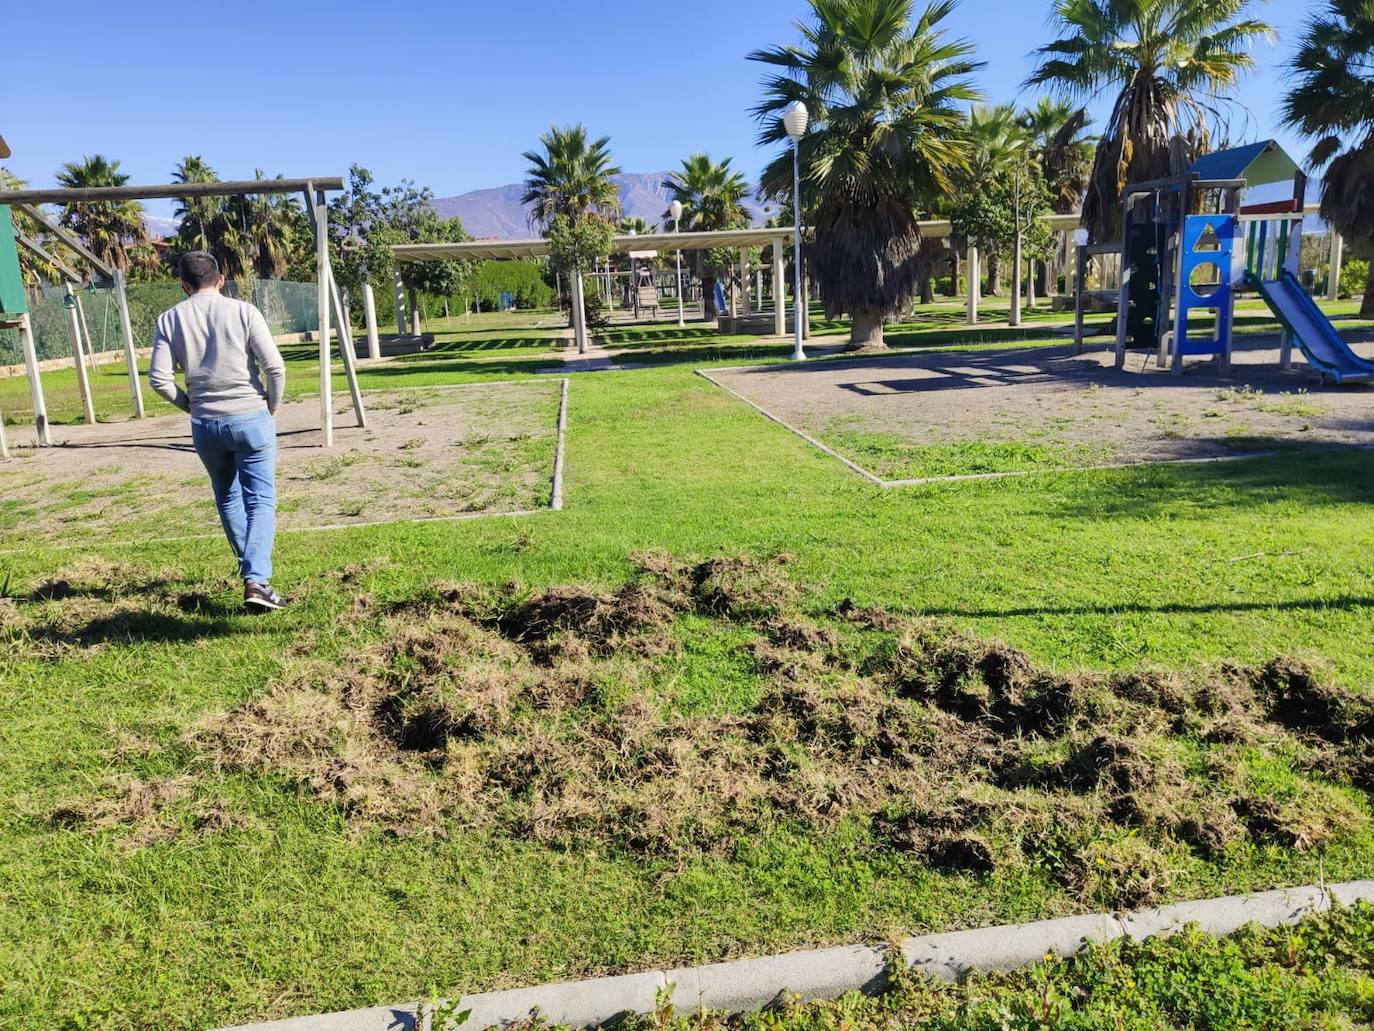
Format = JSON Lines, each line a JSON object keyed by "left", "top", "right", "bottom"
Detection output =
{"left": 190, "top": 409, "right": 278, "bottom": 584}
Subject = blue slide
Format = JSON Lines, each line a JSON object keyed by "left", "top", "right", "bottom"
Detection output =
{"left": 1252, "top": 271, "right": 1374, "bottom": 384}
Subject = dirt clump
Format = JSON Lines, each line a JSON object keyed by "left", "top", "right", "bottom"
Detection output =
{"left": 689, "top": 555, "right": 799, "bottom": 619}
{"left": 52, "top": 553, "right": 1374, "bottom": 913}
{"left": 1255, "top": 656, "right": 1374, "bottom": 743}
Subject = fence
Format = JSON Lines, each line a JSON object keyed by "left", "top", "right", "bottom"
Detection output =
{"left": 0, "top": 278, "right": 320, "bottom": 365}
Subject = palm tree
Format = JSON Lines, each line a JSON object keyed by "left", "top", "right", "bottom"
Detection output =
{"left": 1019, "top": 97, "right": 1095, "bottom": 215}
{"left": 228, "top": 171, "right": 300, "bottom": 280}
{"left": 618, "top": 216, "right": 656, "bottom": 236}
{"left": 1027, "top": 0, "right": 1273, "bottom": 243}
{"left": 663, "top": 153, "right": 750, "bottom": 318}
{"left": 172, "top": 155, "right": 219, "bottom": 251}
{"left": 521, "top": 124, "right": 622, "bottom": 228}
{"left": 1020, "top": 98, "right": 1095, "bottom": 296}
{"left": 1283, "top": 0, "right": 1374, "bottom": 318}
{"left": 54, "top": 154, "right": 150, "bottom": 272}
{"left": 752, "top": 0, "right": 981, "bottom": 349}
{"left": 963, "top": 104, "right": 1031, "bottom": 295}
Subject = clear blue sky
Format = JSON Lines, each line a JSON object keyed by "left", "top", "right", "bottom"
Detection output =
{"left": 2, "top": 0, "right": 1316, "bottom": 217}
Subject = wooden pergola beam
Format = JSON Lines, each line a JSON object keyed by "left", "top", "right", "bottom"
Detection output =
{"left": 0, "top": 176, "right": 344, "bottom": 205}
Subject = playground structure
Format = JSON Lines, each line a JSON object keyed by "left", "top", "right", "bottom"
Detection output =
{"left": 1074, "top": 140, "right": 1371, "bottom": 382}
{"left": 0, "top": 174, "right": 365, "bottom": 449}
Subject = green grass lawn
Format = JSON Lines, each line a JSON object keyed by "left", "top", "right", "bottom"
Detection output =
{"left": 2, "top": 302, "right": 1374, "bottom": 1029}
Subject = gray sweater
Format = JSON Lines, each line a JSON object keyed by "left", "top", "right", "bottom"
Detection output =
{"left": 149, "top": 290, "right": 286, "bottom": 419}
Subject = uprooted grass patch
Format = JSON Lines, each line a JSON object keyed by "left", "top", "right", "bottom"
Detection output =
{"left": 39, "top": 553, "right": 1374, "bottom": 909}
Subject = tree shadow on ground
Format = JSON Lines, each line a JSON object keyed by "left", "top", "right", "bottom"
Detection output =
{"left": 352, "top": 358, "right": 562, "bottom": 381}
{"left": 1019, "top": 447, "right": 1374, "bottom": 520}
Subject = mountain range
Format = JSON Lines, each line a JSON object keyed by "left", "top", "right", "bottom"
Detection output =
{"left": 431, "top": 171, "right": 774, "bottom": 240}
{"left": 141, "top": 172, "right": 773, "bottom": 242}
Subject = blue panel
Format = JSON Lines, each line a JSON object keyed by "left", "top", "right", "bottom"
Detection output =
{"left": 1173, "top": 214, "right": 1238, "bottom": 357}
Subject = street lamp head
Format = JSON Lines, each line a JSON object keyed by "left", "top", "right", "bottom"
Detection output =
{"left": 782, "top": 101, "right": 809, "bottom": 143}
{"left": 670, "top": 200, "right": 683, "bottom": 222}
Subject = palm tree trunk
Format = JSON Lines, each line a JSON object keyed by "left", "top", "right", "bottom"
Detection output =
{"left": 847, "top": 306, "right": 885, "bottom": 349}
{"left": 987, "top": 251, "right": 1003, "bottom": 296}
{"left": 703, "top": 274, "right": 718, "bottom": 319}
{"left": 920, "top": 275, "right": 934, "bottom": 306}
{"left": 1363, "top": 260, "right": 1374, "bottom": 320}
{"left": 948, "top": 250, "right": 961, "bottom": 297}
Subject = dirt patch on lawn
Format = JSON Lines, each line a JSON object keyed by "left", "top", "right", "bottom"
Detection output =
{"left": 40, "top": 552, "right": 1374, "bottom": 909}
{"left": 0, "top": 382, "right": 562, "bottom": 547}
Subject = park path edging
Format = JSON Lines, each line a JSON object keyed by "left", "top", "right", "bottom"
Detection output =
{"left": 219, "top": 880, "right": 1374, "bottom": 1031}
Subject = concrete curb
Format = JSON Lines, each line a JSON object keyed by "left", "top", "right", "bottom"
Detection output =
{"left": 219, "top": 880, "right": 1374, "bottom": 1031}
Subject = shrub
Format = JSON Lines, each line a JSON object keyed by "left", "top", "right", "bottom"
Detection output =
{"left": 1339, "top": 257, "right": 1367, "bottom": 300}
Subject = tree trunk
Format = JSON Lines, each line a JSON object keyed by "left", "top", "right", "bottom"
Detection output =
{"left": 986, "top": 251, "right": 1003, "bottom": 296}
{"left": 920, "top": 274, "right": 934, "bottom": 306}
{"left": 1362, "top": 259, "right": 1374, "bottom": 320}
{"left": 1035, "top": 258, "right": 1049, "bottom": 298}
{"left": 847, "top": 306, "right": 886, "bottom": 350}
{"left": 947, "top": 250, "right": 961, "bottom": 297}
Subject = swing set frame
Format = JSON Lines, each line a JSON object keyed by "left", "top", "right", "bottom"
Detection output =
{"left": 0, "top": 175, "right": 364, "bottom": 450}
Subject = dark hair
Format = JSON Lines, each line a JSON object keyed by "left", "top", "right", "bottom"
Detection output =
{"left": 178, "top": 251, "right": 221, "bottom": 289}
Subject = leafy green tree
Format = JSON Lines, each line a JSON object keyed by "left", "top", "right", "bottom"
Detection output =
{"left": 1282, "top": 0, "right": 1374, "bottom": 317}
{"left": 664, "top": 153, "right": 750, "bottom": 317}
{"left": 521, "top": 124, "right": 622, "bottom": 228}
{"left": 1028, "top": 0, "right": 1273, "bottom": 243}
{"left": 54, "top": 154, "right": 153, "bottom": 274}
{"left": 547, "top": 213, "right": 615, "bottom": 335}
{"left": 752, "top": 0, "right": 980, "bottom": 348}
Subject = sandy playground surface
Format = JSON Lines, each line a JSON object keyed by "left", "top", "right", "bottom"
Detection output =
{"left": 0, "top": 381, "right": 564, "bottom": 546}
{"left": 706, "top": 337, "right": 1374, "bottom": 481}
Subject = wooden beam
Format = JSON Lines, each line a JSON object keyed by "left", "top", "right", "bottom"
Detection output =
{"left": 64, "top": 289, "right": 97, "bottom": 425}
{"left": 112, "top": 271, "right": 146, "bottom": 418}
{"left": 18, "top": 313, "right": 52, "bottom": 445}
{"left": 0, "top": 176, "right": 344, "bottom": 206}
{"left": 15, "top": 233, "right": 81, "bottom": 282}
{"left": 15, "top": 203, "right": 113, "bottom": 277}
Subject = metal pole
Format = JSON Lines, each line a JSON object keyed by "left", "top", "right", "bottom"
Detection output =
{"left": 674, "top": 217, "right": 685, "bottom": 327}
{"left": 113, "top": 270, "right": 146, "bottom": 418}
{"left": 791, "top": 140, "right": 806, "bottom": 361}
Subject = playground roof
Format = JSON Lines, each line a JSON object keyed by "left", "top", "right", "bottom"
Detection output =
{"left": 1188, "top": 141, "right": 1299, "bottom": 188}
{"left": 394, "top": 215, "right": 1084, "bottom": 263}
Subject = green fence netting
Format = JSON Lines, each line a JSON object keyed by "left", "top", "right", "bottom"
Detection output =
{"left": 0, "top": 278, "right": 319, "bottom": 365}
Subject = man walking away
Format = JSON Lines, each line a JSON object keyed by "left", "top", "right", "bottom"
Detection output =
{"left": 149, "top": 252, "right": 288, "bottom": 612}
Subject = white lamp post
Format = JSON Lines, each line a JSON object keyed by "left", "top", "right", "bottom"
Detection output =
{"left": 783, "top": 100, "right": 809, "bottom": 361}
{"left": 670, "top": 199, "right": 686, "bottom": 327}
